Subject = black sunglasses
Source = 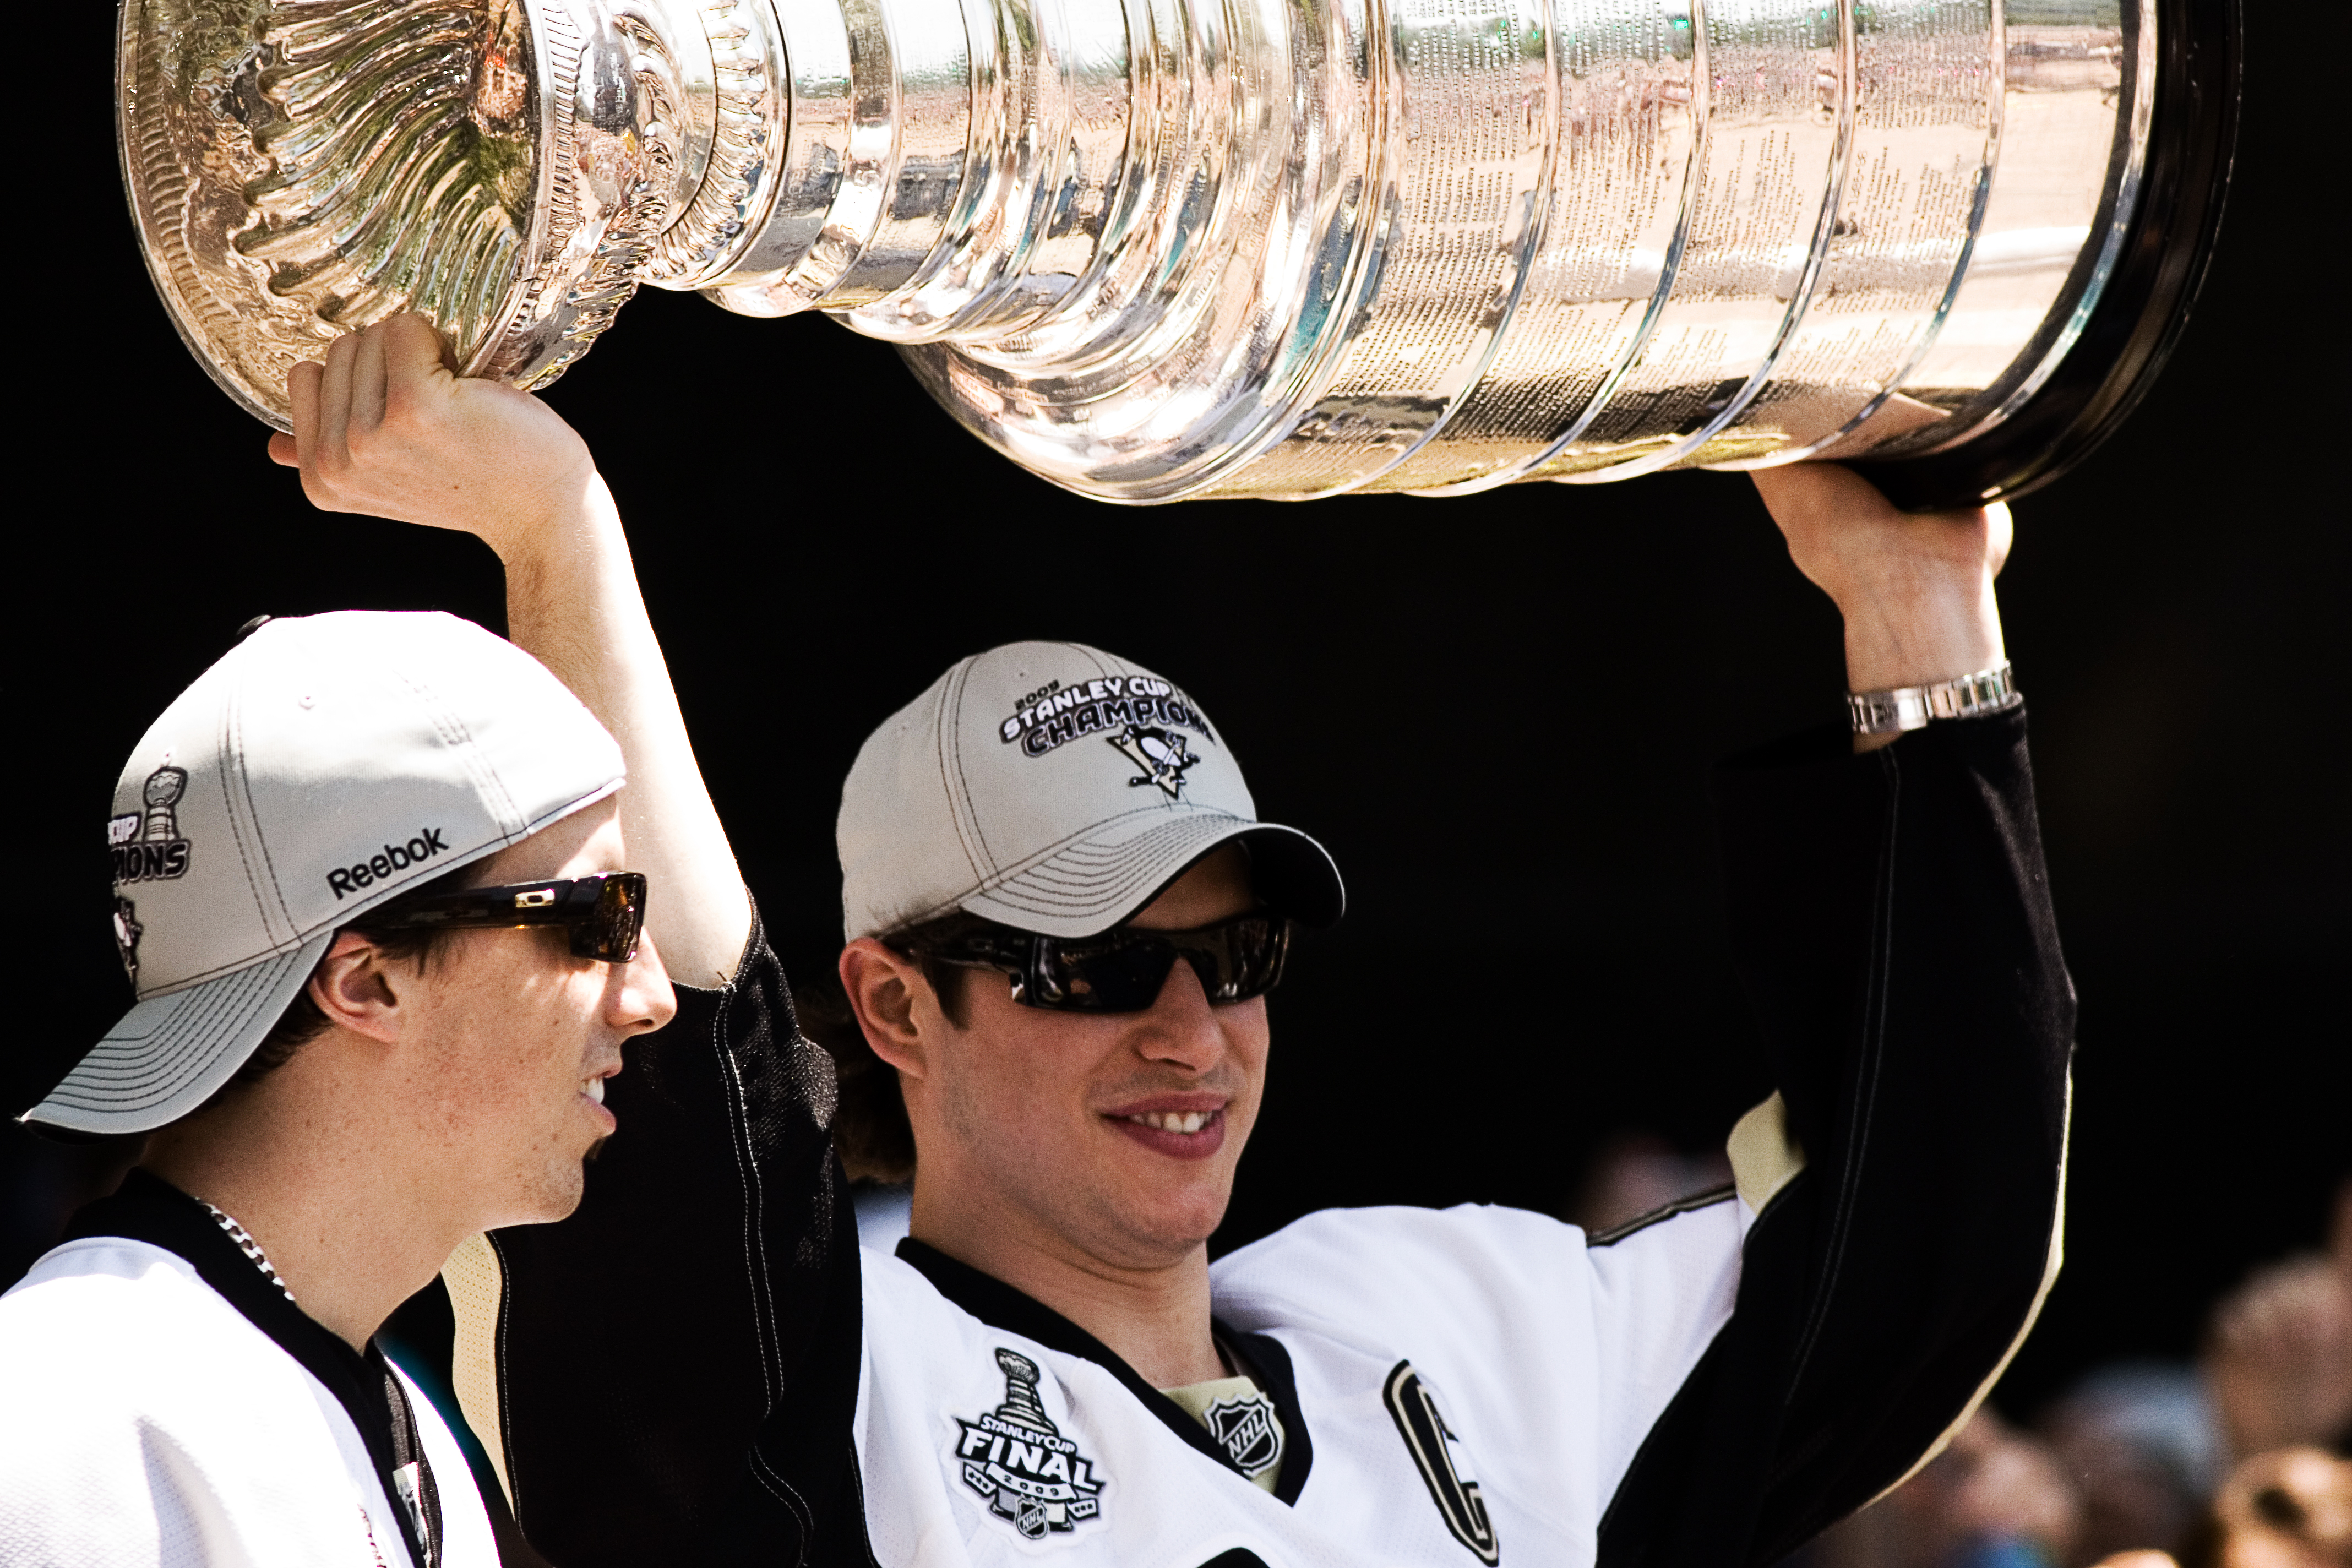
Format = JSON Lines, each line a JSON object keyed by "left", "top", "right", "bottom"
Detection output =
{"left": 365, "top": 872, "right": 649, "bottom": 962}
{"left": 908, "top": 911, "right": 1292, "bottom": 1013}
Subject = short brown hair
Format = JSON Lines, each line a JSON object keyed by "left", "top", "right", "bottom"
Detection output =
{"left": 794, "top": 974, "right": 916, "bottom": 1185}
{"left": 799, "top": 910, "right": 1006, "bottom": 1185}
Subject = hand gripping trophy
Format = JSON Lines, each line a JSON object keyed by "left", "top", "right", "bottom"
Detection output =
{"left": 119, "top": 0, "right": 2233, "bottom": 505}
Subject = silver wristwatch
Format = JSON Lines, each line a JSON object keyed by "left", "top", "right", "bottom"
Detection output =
{"left": 1846, "top": 662, "right": 2022, "bottom": 736}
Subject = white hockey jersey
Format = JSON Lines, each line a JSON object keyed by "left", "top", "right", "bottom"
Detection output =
{"left": 841, "top": 1196, "right": 1749, "bottom": 1567}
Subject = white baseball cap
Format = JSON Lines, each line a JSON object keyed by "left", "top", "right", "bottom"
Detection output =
{"left": 29, "top": 611, "right": 625, "bottom": 1134}
{"left": 837, "top": 641, "right": 1342, "bottom": 940}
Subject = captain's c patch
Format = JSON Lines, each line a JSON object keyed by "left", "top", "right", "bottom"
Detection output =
{"left": 1384, "top": 1361, "right": 1500, "bottom": 1564}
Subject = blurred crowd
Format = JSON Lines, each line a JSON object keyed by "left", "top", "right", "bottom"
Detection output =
{"left": 1570, "top": 1150, "right": 2352, "bottom": 1568}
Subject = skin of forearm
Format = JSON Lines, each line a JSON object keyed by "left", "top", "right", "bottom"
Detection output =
{"left": 262, "top": 315, "right": 750, "bottom": 982}
{"left": 498, "top": 475, "right": 752, "bottom": 987}
{"left": 1747, "top": 466, "right": 2010, "bottom": 755}
{"left": 1837, "top": 556, "right": 2004, "bottom": 694}
{"left": 1838, "top": 556, "right": 2005, "bottom": 754}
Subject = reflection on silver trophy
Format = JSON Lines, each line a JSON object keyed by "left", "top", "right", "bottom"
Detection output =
{"left": 118, "top": 0, "right": 2233, "bottom": 504}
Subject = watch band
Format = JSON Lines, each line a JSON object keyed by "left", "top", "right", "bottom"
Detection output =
{"left": 1847, "top": 662, "right": 2021, "bottom": 736}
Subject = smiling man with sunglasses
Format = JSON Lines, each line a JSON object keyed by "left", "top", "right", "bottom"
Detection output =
{"left": 825, "top": 640, "right": 1349, "bottom": 1402}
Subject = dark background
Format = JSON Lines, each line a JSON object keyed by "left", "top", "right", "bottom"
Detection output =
{"left": 12, "top": 1, "right": 2342, "bottom": 1425}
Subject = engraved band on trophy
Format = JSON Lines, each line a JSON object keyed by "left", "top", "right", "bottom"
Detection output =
{"left": 118, "top": 0, "right": 2235, "bottom": 506}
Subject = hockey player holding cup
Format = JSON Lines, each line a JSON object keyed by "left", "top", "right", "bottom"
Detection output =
{"left": 283, "top": 317, "right": 2070, "bottom": 1568}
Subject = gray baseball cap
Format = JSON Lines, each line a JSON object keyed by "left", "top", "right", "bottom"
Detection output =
{"left": 29, "top": 611, "right": 625, "bottom": 1134}
{"left": 837, "top": 641, "right": 1342, "bottom": 940}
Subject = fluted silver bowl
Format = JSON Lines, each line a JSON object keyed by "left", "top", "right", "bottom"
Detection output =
{"left": 119, "top": 0, "right": 2234, "bottom": 504}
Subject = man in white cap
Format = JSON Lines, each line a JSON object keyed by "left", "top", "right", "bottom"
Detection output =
{"left": 0, "top": 313, "right": 752, "bottom": 1566}
{"left": 374, "top": 341, "right": 2072, "bottom": 1561}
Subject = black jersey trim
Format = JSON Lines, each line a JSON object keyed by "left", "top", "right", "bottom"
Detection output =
{"left": 1583, "top": 1184, "right": 1739, "bottom": 1248}
{"left": 64, "top": 1168, "right": 443, "bottom": 1568}
{"left": 895, "top": 1238, "right": 1316, "bottom": 1503}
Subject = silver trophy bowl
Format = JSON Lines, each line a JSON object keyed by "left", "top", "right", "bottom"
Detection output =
{"left": 118, "top": 0, "right": 2234, "bottom": 505}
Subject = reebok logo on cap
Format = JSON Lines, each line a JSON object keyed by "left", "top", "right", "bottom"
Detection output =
{"left": 326, "top": 828, "right": 452, "bottom": 898}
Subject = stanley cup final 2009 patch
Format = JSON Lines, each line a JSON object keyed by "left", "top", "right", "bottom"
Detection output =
{"left": 952, "top": 1349, "right": 1106, "bottom": 1539}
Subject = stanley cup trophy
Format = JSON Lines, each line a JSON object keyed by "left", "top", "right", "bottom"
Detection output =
{"left": 118, "top": 0, "right": 2234, "bottom": 505}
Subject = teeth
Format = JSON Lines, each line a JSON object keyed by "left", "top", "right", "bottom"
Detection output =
{"left": 586, "top": 1079, "right": 606, "bottom": 1104}
{"left": 1128, "top": 1110, "right": 1210, "bottom": 1134}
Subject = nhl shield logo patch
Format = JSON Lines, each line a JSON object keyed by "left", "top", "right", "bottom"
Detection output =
{"left": 1204, "top": 1394, "right": 1283, "bottom": 1479}
{"left": 954, "top": 1348, "right": 1106, "bottom": 1537}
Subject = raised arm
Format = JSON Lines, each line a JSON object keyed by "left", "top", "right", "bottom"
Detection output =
{"left": 275, "top": 317, "right": 860, "bottom": 1566}
{"left": 1595, "top": 465, "right": 2070, "bottom": 1568}
{"left": 270, "top": 314, "right": 750, "bottom": 984}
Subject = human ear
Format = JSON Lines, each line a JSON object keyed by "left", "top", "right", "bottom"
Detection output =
{"left": 839, "top": 939, "right": 937, "bottom": 1081}
{"left": 304, "top": 931, "right": 407, "bottom": 1046}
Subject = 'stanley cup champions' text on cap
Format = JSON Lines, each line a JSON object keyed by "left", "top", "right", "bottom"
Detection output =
{"left": 839, "top": 641, "right": 1343, "bottom": 941}
{"left": 30, "top": 611, "right": 625, "bottom": 1135}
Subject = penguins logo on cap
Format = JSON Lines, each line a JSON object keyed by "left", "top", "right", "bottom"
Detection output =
{"left": 1107, "top": 724, "right": 1199, "bottom": 800}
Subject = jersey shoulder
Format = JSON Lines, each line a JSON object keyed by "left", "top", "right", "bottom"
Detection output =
{"left": 1210, "top": 1202, "right": 1602, "bottom": 1343}
{"left": 1, "top": 1238, "right": 262, "bottom": 1416}
{"left": 1211, "top": 1195, "right": 1750, "bottom": 1326}
{"left": 0, "top": 1238, "right": 428, "bottom": 1567}
{"left": 1209, "top": 1197, "right": 1750, "bottom": 1512}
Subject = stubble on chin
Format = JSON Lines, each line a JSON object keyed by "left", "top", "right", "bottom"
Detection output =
{"left": 1070, "top": 1152, "right": 1237, "bottom": 1268}
{"left": 522, "top": 1143, "right": 598, "bottom": 1223}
